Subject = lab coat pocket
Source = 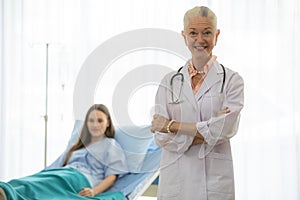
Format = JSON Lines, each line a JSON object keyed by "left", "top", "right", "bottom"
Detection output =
{"left": 206, "top": 152, "right": 234, "bottom": 195}
{"left": 167, "top": 102, "right": 182, "bottom": 119}
{"left": 167, "top": 100, "right": 195, "bottom": 121}
{"left": 158, "top": 160, "right": 181, "bottom": 197}
{"left": 200, "top": 93, "right": 223, "bottom": 119}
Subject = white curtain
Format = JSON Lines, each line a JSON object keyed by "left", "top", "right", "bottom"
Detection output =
{"left": 0, "top": 0, "right": 299, "bottom": 199}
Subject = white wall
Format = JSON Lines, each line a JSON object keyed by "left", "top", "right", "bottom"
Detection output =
{"left": 0, "top": 0, "right": 299, "bottom": 199}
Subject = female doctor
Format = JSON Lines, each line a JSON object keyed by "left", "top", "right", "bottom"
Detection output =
{"left": 151, "top": 6, "right": 244, "bottom": 200}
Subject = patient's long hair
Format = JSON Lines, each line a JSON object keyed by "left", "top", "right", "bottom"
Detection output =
{"left": 62, "top": 104, "right": 115, "bottom": 166}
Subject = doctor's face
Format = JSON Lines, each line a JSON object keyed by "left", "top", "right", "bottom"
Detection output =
{"left": 182, "top": 16, "right": 220, "bottom": 59}
{"left": 87, "top": 110, "right": 110, "bottom": 140}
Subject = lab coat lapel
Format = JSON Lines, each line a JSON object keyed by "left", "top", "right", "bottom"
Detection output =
{"left": 195, "top": 62, "right": 223, "bottom": 100}
{"left": 181, "top": 65, "right": 198, "bottom": 111}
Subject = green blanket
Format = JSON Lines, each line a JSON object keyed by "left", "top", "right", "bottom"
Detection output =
{"left": 0, "top": 168, "right": 125, "bottom": 200}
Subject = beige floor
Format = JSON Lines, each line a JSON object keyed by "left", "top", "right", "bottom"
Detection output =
{"left": 137, "top": 185, "right": 158, "bottom": 200}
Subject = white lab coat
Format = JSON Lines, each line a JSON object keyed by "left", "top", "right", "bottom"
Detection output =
{"left": 154, "top": 60, "right": 244, "bottom": 200}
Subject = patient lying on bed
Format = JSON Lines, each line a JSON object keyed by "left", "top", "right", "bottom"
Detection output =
{"left": 0, "top": 104, "right": 128, "bottom": 200}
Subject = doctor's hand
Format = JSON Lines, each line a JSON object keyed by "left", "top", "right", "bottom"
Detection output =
{"left": 217, "top": 107, "right": 230, "bottom": 117}
{"left": 192, "top": 135, "right": 205, "bottom": 145}
{"left": 151, "top": 114, "right": 169, "bottom": 133}
{"left": 78, "top": 187, "right": 95, "bottom": 197}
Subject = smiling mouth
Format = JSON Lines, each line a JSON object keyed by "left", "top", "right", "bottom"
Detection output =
{"left": 193, "top": 46, "right": 206, "bottom": 50}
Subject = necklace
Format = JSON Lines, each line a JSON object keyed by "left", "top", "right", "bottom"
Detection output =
{"left": 188, "top": 60, "right": 206, "bottom": 76}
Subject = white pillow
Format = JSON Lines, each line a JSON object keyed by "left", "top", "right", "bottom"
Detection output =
{"left": 114, "top": 125, "right": 153, "bottom": 173}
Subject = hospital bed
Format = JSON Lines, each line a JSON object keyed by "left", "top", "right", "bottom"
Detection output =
{"left": 62, "top": 120, "right": 161, "bottom": 200}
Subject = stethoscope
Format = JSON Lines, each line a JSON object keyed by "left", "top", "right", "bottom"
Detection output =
{"left": 169, "top": 63, "right": 226, "bottom": 104}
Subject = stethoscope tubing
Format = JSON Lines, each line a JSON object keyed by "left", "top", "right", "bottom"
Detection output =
{"left": 170, "top": 63, "right": 226, "bottom": 104}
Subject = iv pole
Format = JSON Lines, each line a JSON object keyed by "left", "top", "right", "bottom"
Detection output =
{"left": 43, "top": 43, "right": 49, "bottom": 168}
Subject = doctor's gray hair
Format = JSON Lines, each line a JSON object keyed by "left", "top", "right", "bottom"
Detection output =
{"left": 183, "top": 6, "right": 217, "bottom": 29}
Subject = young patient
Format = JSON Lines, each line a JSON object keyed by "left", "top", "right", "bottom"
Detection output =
{"left": 0, "top": 104, "right": 128, "bottom": 200}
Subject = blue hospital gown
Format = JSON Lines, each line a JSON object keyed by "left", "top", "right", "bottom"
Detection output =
{"left": 47, "top": 137, "right": 128, "bottom": 187}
